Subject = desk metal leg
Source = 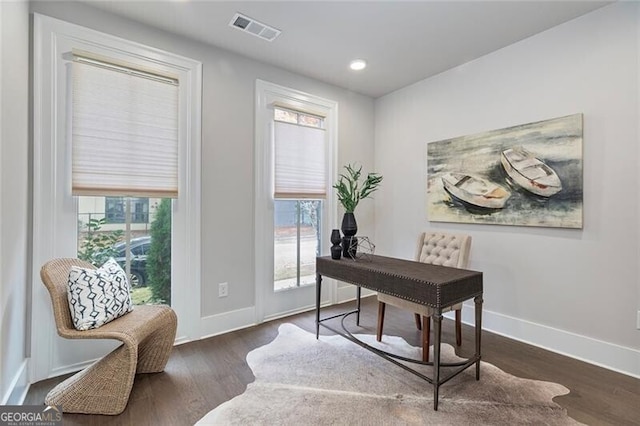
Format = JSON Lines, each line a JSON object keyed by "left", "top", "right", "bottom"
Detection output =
{"left": 356, "top": 286, "right": 362, "bottom": 326}
{"left": 315, "top": 273, "right": 322, "bottom": 339}
{"left": 474, "top": 295, "right": 483, "bottom": 380}
{"left": 432, "top": 311, "right": 442, "bottom": 410}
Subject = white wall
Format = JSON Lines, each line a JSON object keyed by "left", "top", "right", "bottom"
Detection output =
{"left": 375, "top": 2, "right": 640, "bottom": 376}
{"left": 28, "top": 2, "right": 375, "bottom": 333}
{"left": 0, "top": 0, "right": 30, "bottom": 403}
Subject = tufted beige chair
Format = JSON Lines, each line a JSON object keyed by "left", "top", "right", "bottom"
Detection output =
{"left": 376, "top": 231, "right": 472, "bottom": 362}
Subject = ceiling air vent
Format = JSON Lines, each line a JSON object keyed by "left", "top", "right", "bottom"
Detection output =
{"left": 229, "top": 13, "right": 281, "bottom": 42}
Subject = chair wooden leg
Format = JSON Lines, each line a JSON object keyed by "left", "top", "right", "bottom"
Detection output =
{"left": 376, "top": 301, "right": 386, "bottom": 342}
{"left": 414, "top": 313, "right": 422, "bottom": 330}
{"left": 455, "top": 309, "right": 462, "bottom": 346}
{"left": 422, "top": 315, "right": 430, "bottom": 362}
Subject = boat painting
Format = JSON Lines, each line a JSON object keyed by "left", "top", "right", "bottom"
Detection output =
{"left": 441, "top": 172, "right": 510, "bottom": 211}
{"left": 427, "top": 113, "right": 583, "bottom": 228}
{"left": 501, "top": 147, "right": 562, "bottom": 197}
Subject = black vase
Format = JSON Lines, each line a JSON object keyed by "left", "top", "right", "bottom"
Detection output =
{"left": 341, "top": 213, "right": 358, "bottom": 258}
{"left": 341, "top": 212, "right": 358, "bottom": 237}
{"left": 330, "top": 229, "right": 342, "bottom": 245}
{"left": 330, "top": 229, "right": 342, "bottom": 259}
{"left": 342, "top": 235, "right": 358, "bottom": 259}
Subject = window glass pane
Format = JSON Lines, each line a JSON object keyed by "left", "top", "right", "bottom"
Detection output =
{"left": 274, "top": 108, "right": 297, "bottom": 124}
{"left": 77, "top": 196, "right": 172, "bottom": 305}
{"left": 274, "top": 200, "right": 296, "bottom": 288}
{"left": 274, "top": 107, "right": 323, "bottom": 128}
{"left": 273, "top": 199, "right": 322, "bottom": 290}
{"left": 298, "top": 114, "right": 322, "bottom": 128}
{"left": 299, "top": 200, "right": 321, "bottom": 285}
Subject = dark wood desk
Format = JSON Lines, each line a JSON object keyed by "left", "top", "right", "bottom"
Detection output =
{"left": 315, "top": 254, "right": 483, "bottom": 410}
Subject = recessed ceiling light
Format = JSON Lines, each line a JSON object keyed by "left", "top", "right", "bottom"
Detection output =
{"left": 349, "top": 59, "right": 367, "bottom": 71}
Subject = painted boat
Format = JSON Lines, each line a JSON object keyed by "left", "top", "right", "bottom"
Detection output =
{"left": 441, "top": 172, "right": 511, "bottom": 210}
{"left": 500, "top": 147, "right": 562, "bottom": 197}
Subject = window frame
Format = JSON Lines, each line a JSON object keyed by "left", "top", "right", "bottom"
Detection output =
{"left": 254, "top": 80, "right": 338, "bottom": 322}
{"left": 31, "top": 14, "right": 202, "bottom": 383}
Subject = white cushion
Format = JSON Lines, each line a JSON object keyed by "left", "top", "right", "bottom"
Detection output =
{"left": 67, "top": 258, "right": 133, "bottom": 330}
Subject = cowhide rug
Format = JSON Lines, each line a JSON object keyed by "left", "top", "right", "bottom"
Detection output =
{"left": 197, "top": 323, "right": 582, "bottom": 425}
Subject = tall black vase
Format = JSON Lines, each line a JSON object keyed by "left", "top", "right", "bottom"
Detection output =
{"left": 341, "top": 213, "right": 358, "bottom": 258}
{"left": 341, "top": 212, "right": 357, "bottom": 236}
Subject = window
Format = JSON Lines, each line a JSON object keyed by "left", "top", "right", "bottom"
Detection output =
{"left": 33, "top": 14, "right": 202, "bottom": 383}
{"left": 71, "top": 58, "right": 177, "bottom": 304}
{"left": 105, "top": 197, "right": 149, "bottom": 223}
{"left": 254, "top": 80, "right": 337, "bottom": 321}
{"left": 273, "top": 108, "right": 325, "bottom": 289}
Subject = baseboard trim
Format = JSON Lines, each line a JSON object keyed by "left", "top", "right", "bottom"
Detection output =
{"left": 199, "top": 292, "right": 379, "bottom": 341}
{"left": 51, "top": 357, "right": 99, "bottom": 378}
{"left": 1, "top": 359, "right": 29, "bottom": 405}
{"left": 200, "top": 306, "right": 256, "bottom": 340}
{"left": 460, "top": 305, "right": 640, "bottom": 379}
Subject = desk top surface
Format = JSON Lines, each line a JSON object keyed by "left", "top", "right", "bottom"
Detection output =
{"left": 317, "top": 255, "right": 482, "bottom": 309}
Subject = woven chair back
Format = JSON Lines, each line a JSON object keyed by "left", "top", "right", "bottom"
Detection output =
{"left": 40, "top": 258, "right": 95, "bottom": 335}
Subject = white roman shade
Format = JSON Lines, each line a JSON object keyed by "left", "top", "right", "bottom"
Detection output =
{"left": 71, "top": 59, "right": 179, "bottom": 198}
{"left": 273, "top": 120, "right": 325, "bottom": 199}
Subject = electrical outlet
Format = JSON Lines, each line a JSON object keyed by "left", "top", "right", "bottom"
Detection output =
{"left": 637, "top": 310, "right": 640, "bottom": 330}
{"left": 218, "top": 282, "right": 228, "bottom": 298}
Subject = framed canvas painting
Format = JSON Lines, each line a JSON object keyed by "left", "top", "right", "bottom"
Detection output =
{"left": 426, "top": 113, "right": 583, "bottom": 228}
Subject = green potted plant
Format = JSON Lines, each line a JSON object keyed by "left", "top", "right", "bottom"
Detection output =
{"left": 333, "top": 164, "right": 383, "bottom": 256}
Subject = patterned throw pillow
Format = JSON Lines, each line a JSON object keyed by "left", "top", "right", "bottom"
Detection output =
{"left": 67, "top": 258, "right": 134, "bottom": 330}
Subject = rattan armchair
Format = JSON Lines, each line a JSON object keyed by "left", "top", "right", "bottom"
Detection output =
{"left": 376, "top": 232, "right": 471, "bottom": 362}
{"left": 40, "top": 258, "right": 177, "bottom": 415}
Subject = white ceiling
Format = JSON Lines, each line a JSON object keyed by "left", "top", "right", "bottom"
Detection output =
{"left": 83, "top": 1, "right": 611, "bottom": 98}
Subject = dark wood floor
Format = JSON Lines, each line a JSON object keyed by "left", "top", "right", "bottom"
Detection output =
{"left": 25, "top": 296, "right": 640, "bottom": 425}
